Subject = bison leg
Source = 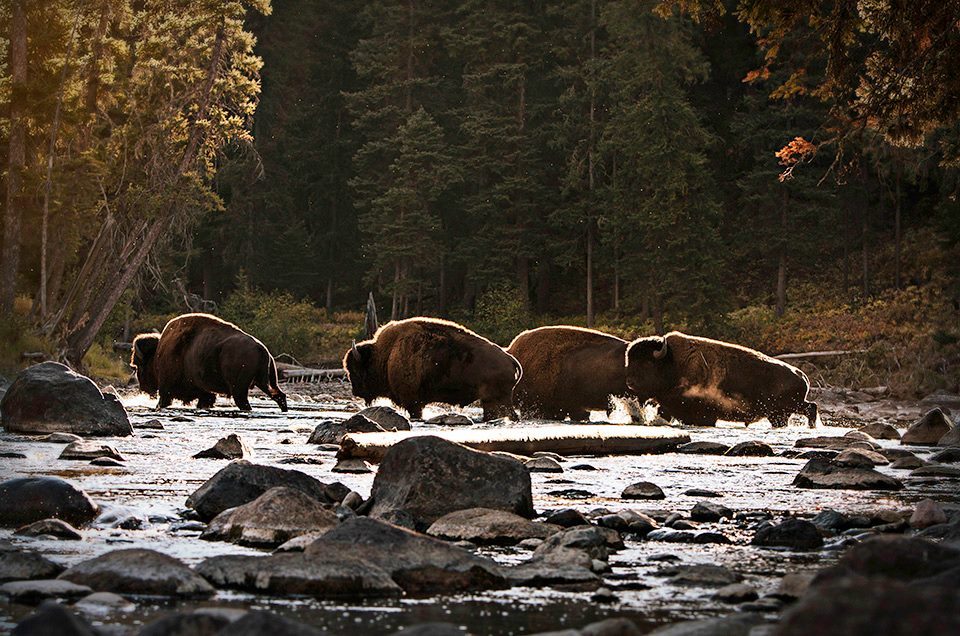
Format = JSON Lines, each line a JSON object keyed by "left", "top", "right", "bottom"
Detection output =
{"left": 196, "top": 392, "right": 216, "bottom": 410}
{"left": 804, "top": 401, "right": 819, "bottom": 428}
{"left": 568, "top": 409, "right": 591, "bottom": 423}
{"left": 156, "top": 392, "right": 173, "bottom": 410}
{"left": 769, "top": 412, "right": 791, "bottom": 428}
{"left": 481, "top": 400, "right": 517, "bottom": 422}
{"left": 231, "top": 387, "right": 252, "bottom": 411}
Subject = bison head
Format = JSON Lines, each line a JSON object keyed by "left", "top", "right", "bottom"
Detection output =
{"left": 342, "top": 340, "right": 378, "bottom": 404}
{"left": 130, "top": 333, "right": 161, "bottom": 396}
{"left": 625, "top": 335, "right": 676, "bottom": 399}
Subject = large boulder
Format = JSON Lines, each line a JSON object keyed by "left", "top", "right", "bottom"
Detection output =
{"left": 901, "top": 408, "right": 953, "bottom": 446}
{"left": 305, "top": 517, "right": 507, "bottom": 594}
{"left": 858, "top": 422, "right": 901, "bottom": 440}
{"left": 200, "top": 487, "right": 339, "bottom": 548}
{"left": 359, "top": 406, "right": 412, "bottom": 430}
{"left": 813, "top": 536, "right": 960, "bottom": 583}
{"left": 0, "top": 477, "right": 98, "bottom": 527}
{"left": 0, "top": 549, "right": 64, "bottom": 583}
{"left": 58, "top": 548, "right": 214, "bottom": 597}
{"left": 793, "top": 459, "right": 903, "bottom": 490}
{"left": 307, "top": 415, "right": 387, "bottom": 445}
{"left": 195, "top": 552, "right": 402, "bottom": 598}
{"left": 0, "top": 362, "right": 131, "bottom": 436}
{"left": 426, "top": 508, "right": 560, "bottom": 545}
{"left": 365, "top": 436, "right": 534, "bottom": 530}
{"left": 185, "top": 460, "right": 336, "bottom": 521}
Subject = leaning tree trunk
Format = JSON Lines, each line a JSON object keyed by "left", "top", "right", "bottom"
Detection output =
{"left": 1, "top": 0, "right": 28, "bottom": 313}
{"left": 61, "top": 22, "right": 227, "bottom": 367}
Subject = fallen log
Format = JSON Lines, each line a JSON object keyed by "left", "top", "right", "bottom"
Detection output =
{"left": 276, "top": 364, "right": 345, "bottom": 383}
{"left": 775, "top": 350, "right": 866, "bottom": 361}
{"left": 338, "top": 425, "right": 691, "bottom": 463}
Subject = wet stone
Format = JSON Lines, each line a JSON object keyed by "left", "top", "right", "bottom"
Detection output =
{"left": 14, "top": 519, "right": 83, "bottom": 541}
{"left": 58, "top": 441, "right": 124, "bottom": 462}
{"left": 0, "top": 550, "right": 64, "bottom": 583}
{"left": 657, "top": 564, "right": 742, "bottom": 586}
{"left": 684, "top": 488, "right": 721, "bottom": 498}
{"left": 0, "top": 451, "right": 26, "bottom": 458}
{"left": 901, "top": 408, "right": 953, "bottom": 446}
{"left": 0, "top": 477, "right": 98, "bottom": 528}
{"left": 307, "top": 415, "right": 386, "bottom": 445}
{"left": 427, "top": 508, "right": 560, "bottom": 545}
{"left": 714, "top": 583, "right": 759, "bottom": 604}
{"left": 931, "top": 447, "right": 960, "bottom": 463}
{"left": 725, "top": 440, "right": 775, "bottom": 457}
{"left": 525, "top": 456, "right": 564, "bottom": 473}
{"left": 193, "top": 433, "right": 252, "bottom": 459}
{"left": 58, "top": 548, "right": 214, "bottom": 598}
{"left": 909, "top": 499, "right": 948, "bottom": 529}
{"left": 858, "top": 422, "right": 901, "bottom": 440}
{"left": 751, "top": 518, "right": 823, "bottom": 550}
{"left": 545, "top": 508, "right": 589, "bottom": 528}
{"left": 621, "top": 481, "right": 665, "bottom": 500}
{"left": 359, "top": 405, "right": 412, "bottom": 429}
{"left": 834, "top": 448, "right": 889, "bottom": 467}
{"left": 333, "top": 458, "right": 374, "bottom": 473}
{"left": 793, "top": 459, "right": 903, "bottom": 490}
{"left": 425, "top": 413, "right": 474, "bottom": 426}
{"left": 0, "top": 579, "right": 93, "bottom": 604}
{"left": 890, "top": 456, "right": 926, "bottom": 470}
{"left": 911, "top": 464, "right": 960, "bottom": 478}
{"left": 549, "top": 489, "right": 595, "bottom": 500}
{"left": 89, "top": 456, "right": 124, "bottom": 467}
{"left": 136, "top": 419, "right": 165, "bottom": 430}
{"left": 690, "top": 501, "right": 732, "bottom": 522}
{"left": 677, "top": 441, "right": 730, "bottom": 455}
{"left": 795, "top": 436, "right": 880, "bottom": 452}
{"left": 11, "top": 601, "right": 98, "bottom": 636}
{"left": 570, "top": 464, "right": 598, "bottom": 471}
{"left": 72, "top": 591, "right": 135, "bottom": 615}
{"left": 40, "top": 432, "right": 82, "bottom": 443}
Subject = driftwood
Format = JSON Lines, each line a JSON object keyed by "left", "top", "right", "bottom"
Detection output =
{"left": 338, "top": 425, "right": 691, "bottom": 463}
{"left": 276, "top": 362, "right": 345, "bottom": 383}
{"left": 775, "top": 350, "right": 866, "bottom": 361}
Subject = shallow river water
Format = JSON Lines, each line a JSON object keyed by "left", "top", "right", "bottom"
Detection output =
{"left": 0, "top": 387, "right": 956, "bottom": 635}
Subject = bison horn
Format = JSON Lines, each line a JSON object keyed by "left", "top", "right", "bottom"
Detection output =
{"left": 351, "top": 340, "right": 360, "bottom": 360}
{"left": 653, "top": 337, "right": 669, "bottom": 359}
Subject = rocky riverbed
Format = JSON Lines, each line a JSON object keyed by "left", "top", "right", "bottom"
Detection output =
{"left": 1, "top": 378, "right": 960, "bottom": 635}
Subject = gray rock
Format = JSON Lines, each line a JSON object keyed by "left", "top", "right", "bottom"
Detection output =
{"left": 0, "top": 477, "right": 98, "bottom": 527}
{"left": 58, "top": 440, "right": 124, "bottom": 461}
{"left": 332, "top": 458, "right": 374, "bottom": 473}
{"left": 890, "top": 455, "right": 926, "bottom": 470}
{"left": 72, "top": 591, "right": 135, "bottom": 615}
{"left": 90, "top": 457, "right": 123, "bottom": 467}
{"left": 793, "top": 459, "right": 903, "bottom": 490}
{"left": 0, "top": 579, "right": 92, "bottom": 604}
{"left": 185, "top": 460, "right": 335, "bottom": 521}
{"left": 136, "top": 419, "right": 165, "bottom": 430}
{"left": 684, "top": 488, "right": 721, "bottom": 497}
{"left": 229, "top": 611, "right": 328, "bottom": 636}
{"left": 678, "top": 441, "right": 731, "bottom": 455}
{"left": 427, "top": 508, "right": 560, "bottom": 545}
{"left": 193, "top": 433, "right": 251, "bottom": 459}
{"left": 201, "top": 487, "right": 339, "bottom": 548}
{"left": 359, "top": 405, "right": 411, "bottom": 430}
{"left": 859, "top": 422, "right": 901, "bottom": 440}
{"left": 305, "top": 517, "right": 506, "bottom": 593}
{"left": 657, "top": 564, "right": 742, "bottom": 586}
{"left": 725, "top": 440, "right": 774, "bottom": 457}
{"left": 690, "top": 502, "right": 732, "bottom": 522}
{"left": 41, "top": 432, "right": 82, "bottom": 443}
{"left": 646, "top": 616, "right": 758, "bottom": 636}
{"left": 938, "top": 424, "right": 960, "bottom": 447}
{"left": 621, "top": 481, "right": 665, "bottom": 500}
{"left": 59, "top": 548, "right": 214, "bottom": 597}
{"left": 525, "top": 456, "right": 564, "bottom": 473}
{"left": 901, "top": 408, "right": 953, "bottom": 446}
{"left": 910, "top": 499, "right": 948, "bottom": 529}
{"left": 714, "top": 583, "right": 759, "bottom": 603}
{"left": 0, "top": 362, "right": 131, "bottom": 436}
{"left": 795, "top": 436, "right": 879, "bottom": 451}
{"left": 531, "top": 526, "right": 612, "bottom": 570}
{"left": 0, "top": 550, "right": 64, "bottom": 583}
{"left": 931, "top": 447, "right": 960, "bottom": 463}
{"left": 834, "top": 448, "right": 888, "bottom": 467}
{"left": 545, "top": 508, "right": 589, "bottom": 527}
{"left": 751, "top": 518, "right": 823, "bottom": 550}
{"left": 139, "top": 609, "right": 236, "bottom": 636}
{"left": 307, "top": 415, "right": 386, "bottom": 444}
{"left": 771, "top": 571, "right": 816, "bottom": 600}
{"left": 425, "top": 413, "right": 474, "bottom": 426}
{"left": 15, "top": 518, "right": 83, "bottom": 540}
{"left": 366, "top": 436, "right": 533, "bottom": 530}
{"left": 503, "top": 561, "right": 600, "bottom": 587}
{"left": 196, "top": 551, "right": 402, "bottom": 598}
{"left": 11, "top": 601, "right": 97, "bottom": 636}
{"left": 910, "top": 464, "right": 960, "bottom": 477}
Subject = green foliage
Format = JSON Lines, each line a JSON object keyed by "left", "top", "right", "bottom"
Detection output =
{"left": 468, "top": 284, "right": 533, "bottom": 346}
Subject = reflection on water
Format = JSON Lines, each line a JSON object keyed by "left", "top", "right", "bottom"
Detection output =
{"left": 0, "top": 392, "right": 954, "bottom": 634}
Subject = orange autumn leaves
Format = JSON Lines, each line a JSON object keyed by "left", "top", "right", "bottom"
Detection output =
{"left": 775, "top": 136, "right": 816, "bottom": 181}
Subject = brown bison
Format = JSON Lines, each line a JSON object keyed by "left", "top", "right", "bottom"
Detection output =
{"left": 343, "top": 317, "right": 520, "bottom": 420}
{"left": 508, "top": 326, "right": 631, "bottom": 420}
{"left": 625, "top": 332, "right": 817, "bottom": 428}
{"left": 131, "top": 313, "right": 287, "bottom": 412}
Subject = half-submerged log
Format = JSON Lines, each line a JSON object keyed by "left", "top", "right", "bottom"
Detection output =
{"left": 338, "top": 425, "right": 690, "bottom": 463}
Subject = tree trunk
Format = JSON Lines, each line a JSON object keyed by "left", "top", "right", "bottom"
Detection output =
{"left": 894, "top": 160, "right": 902, "bottom": 290}
{"left": 535, "top": 262, "right": 550, "bottom": 314}
{"left": 652, "top": 296, "right": 664, "bottom": 335}
{"left": 1, "top": 0, "right": 28, "bottom": 313}
{"left": 391, "top": 260, "right": 400, "bottom": 320}
{"left": 585, "top": 0, "right": 597, "bottom": 329}
{"left": 517, "top": 256, "right": 530, "bottom": 308}
{"left": 438, "top": 254, "right": 446, "bottom": 316}
{"left": 775, "top": 193, "right": 788, "bottom": 317}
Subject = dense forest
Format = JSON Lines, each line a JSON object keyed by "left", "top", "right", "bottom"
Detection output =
{"left": 1, "top": 0, "right": 959, "bottom": 395}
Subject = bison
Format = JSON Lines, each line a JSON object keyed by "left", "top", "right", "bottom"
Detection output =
{"left": 625, "top": 331, "right": 817, "bottom": 428}
{"left": 508, "top": 326, "right": 631, "bottom": 421}
{"left": 343, "top": 317, "right": 520, "bottom": 420}
{"left": 130, "top": 313, "right": 287, "bottom": 412}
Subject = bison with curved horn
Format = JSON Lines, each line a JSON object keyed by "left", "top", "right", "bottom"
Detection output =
{"left": 130, "top": 313, "right": 287, "bottom": 412}
{"left": 343, "top": 317, "right": 521, "bottom": 421}
{"left": 508, "top": 326, "right": 632, "bottom": 421}
{"left": 625, "top": 331, "right": 817, "bottom": 428}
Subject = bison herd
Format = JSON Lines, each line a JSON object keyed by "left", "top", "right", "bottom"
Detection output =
{"left": 131, "top": 313, "right": 818, "bottom": 428}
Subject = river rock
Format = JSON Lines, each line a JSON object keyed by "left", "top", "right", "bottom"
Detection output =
{"left": 59, "top": 548, "right": 214, "bottom": 597}
{"left": 684, "top": 488, "right": 721, "bottom": 497}
{"left": 772, "top": 571, "right": 816, "bottom": 600}
{"left": 359, "top": 405, "right": 411, "bottom": 430}
{"left": 72, "top": 591, "right": 135, "bottom": 615}
{"left": 366, "top": 436, "right": 534, "bottom": 530}
{"left": 138, "top": 609, "right": 236, "bottom": 636}
{"left": 545, "top": 509, "right": 589, "bottom": 528}
{"left": 230, "top": 611, "right": 328, "bottom": 636}
{"left": 910, "top": 464, "right": 960, "bottom": 477}
{"left": 714, "top": 582, "right": 759, "bottom": 603}
{"left": 621, "top": 481, "right": 665, "bottom": 500}
{"left": 0, "top": 362, "right": 131, "bottom": 437}
{"left": 193, "top": 433, "right": 251, "bottom": 459}
{"left": 938, "top": 424, "right": 960, "bottom": 447}
{"left": 425, "top": 413, "right": 474, "bottom": 426}
{"left": 195, "top": 551, "right": 402, "bottom": 598}
{"left": 690, "top": 501, "right": 732, "bottom": 521}
{"left": 427, "top": 508, "right": 560, "bottom": 545}
{"left": 305, "top": 517, "right": 506, "bottom": 593}
{"left": 890, "top": 455, "right": 926, "bottom": 469}
{"left": 0, "top": 477, "right": 98, "bottom": 527}
{"left": 525, "top": 456, "right": 564, "bottom": 473}
{"left": 817, "top": 536, "right": 960, "bottom": 583}
{"left": 678, "top": 441, "right": 730, "bottom": 455}
{"left": 834, "top": 448, "right": 889, "bottom": 467}
{"left": 185, "top": 460, "right": 336, "bottom": 521}
{"left": 910, "top": 499, "right": 948, "bottom": 529}
{"left": 200, "top": 487, "right": 339, "bottom": 548}
{"left": 307, "top": 415, "right": 386, "bottom": 444}
{"left": 751, "top": 518, "right": 823, "bottom": 550}
{"left": 0, "top": 550, "right": 64, "bottom": 583}
{"left": 795, "top": 436, "right": 879, "bottom": 451}
{"left": 657, "top": 564, "right": 742, "bottom": 586}
{"left": 14, "top": 519, "right": 83, "bottom": 540}
{"left": 931, "top": 447, "right": 960, "bottom": 463}
{"left": 136, "top": 419, "right": 165, "bottom": 430}
{"left": 793, "top": 459, "right": 903, "bottom": 490}
{"left": 531, "top": 526, "right": 612, "bottom": 570}
{"left": 332, "top": 458, "right": 374, "bottom": 473}
{"left": 11, "top": 601, "right": 97, "bottom": 636}
{"left": 859, "top": 422, "right": 901, "bottom": 440}
{"left": 58, "top": 441, "right": 123, "bottom": 461}
{"left": 901, "top": 408, "right": 953, "bottom": 446}
{"left": 777, "top": 576, "right": 960, "bottom": 636}
{"left": 725, "top": 440, "right": 774, "bottom": 457}
{"left": 41, "top": 432, "right": 82, "bottom": 443}
{"left": 646, "top": 616, "right": 758, "bottom": 636}
{"left": 0, "top": 579, "right": 93, "bottom": 604}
